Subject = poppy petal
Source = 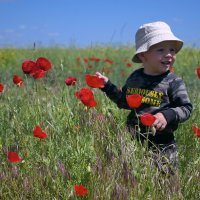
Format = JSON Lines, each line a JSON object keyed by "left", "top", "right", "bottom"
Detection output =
{"left": 81, "top": 97, "right": 97, "bottom": 107}
{"left": 8, "top": 151, "right": 23, "bottom": 163}
{"left": 36, "top": 57, "right": 52, "bottom": 71}
{"left": 196, "top": 67, "right": 200, "bottom": 79}
{"left": 0, "top": 83, "right": 5, "bottom": 93}
{"left": 192, "top": 124, "right": 200, "bottom": 138}
{"left": 13, "top": 75, "right": 23, "bottom": 87}
{"left": 30, "top": 69, "right": 46, "bottom": 79}
{"left": 33, "top": 126, "right": 48, "bottom": 139}
{"left": 140, "top": 113, "right": 156, "bottom": 126}
{"left": 74, "top": 185, "right": 88, "bottom": 197}
{"left": 22, "top": 60, "right": 37, "bottom": 74}
{"left": 65, "top": 76, "right": 77, "bottom": 86}
{"left": 75, "top": 87, "right": 97, "bottom": 107}
{"left": 126, "top": 94, "right": 143, "bottom": 108}
{"left": 104, "top": 58, "right": 113, "bottom": 64}
{"left": 85, "top": 74, "right": 104, "bottom": 88}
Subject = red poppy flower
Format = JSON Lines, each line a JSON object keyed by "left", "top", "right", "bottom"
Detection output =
{"left": 7, "top": 151, "right": 23, "bottom": 163}
{"left": 30, "top": 68, "right": 46, "bottom": 79}
{"left": 83, "top": 58, "right": 89, "bottom": 63}
{"left": 89, "top": 57, "right": 100, "bottom": 62}
{"left": 196, "top": 67, "right": 200, "bottom": 79}
{"left": 192, "top": 124, "right": 200, "bottom": 138}
{"left": 104, "top": 58, "right": 113, "bottom": 64}
{"left": 22, "top": 60, "right": 37, "bottom": 74}
{"left": 140, "top": 113, "right": 156, "bottom": 126}
{"left": 74, "top": 185, "right": 88, "bottom": 197}
{"left": 126, "top": 63, "right": 133, "bottom": 68}
{"left": 95, "top": 58, "right": 100, "bottom": 62}
{"left": 33, "top": 125, "right": 48, "bottom": 139}
{"left": 88, "top": 65, "right": 93, "bottom": 69}
{"left": 126, "top": 94, "right": 143, "bottom": 109}
{"left": 65, "top": 76, "right": 77, "bottom": 86}
{"left": 0, "top": 83, "right": 5, "bottom": 93}
{"left": 13, "top": 75, "right": 23, "bottom": 87}
{"left": 75, "top": 87, "right": 97, "bottom": 107}
{"left": 36, "top": 57, "right": 52, "bottom": 71}
{"left": 85, "top": 74, "right": 104, "bottom": 88}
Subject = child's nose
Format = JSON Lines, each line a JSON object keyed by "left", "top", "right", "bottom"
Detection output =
{"left": 165, "top": 50, "right": 173, "bottom": 57}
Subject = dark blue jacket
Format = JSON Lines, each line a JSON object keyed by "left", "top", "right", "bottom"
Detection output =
{"left": 101, "top": 68, "right": 192, "bottom": 145}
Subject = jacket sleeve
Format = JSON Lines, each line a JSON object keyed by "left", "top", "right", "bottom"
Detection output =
{"left": 160, "top": 78, "right": 192, "bottom": 124}
{"left": 101, "top": 80, "right": 130, "bottom": 109}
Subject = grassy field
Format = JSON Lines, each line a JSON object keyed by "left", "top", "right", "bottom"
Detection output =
{"left": 0, "top": 47, "right": 200, "bottom": 199}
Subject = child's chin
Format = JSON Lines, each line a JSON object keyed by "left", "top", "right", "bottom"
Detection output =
{"left": 162, "top": 66, "right": 170, "bottom": 72}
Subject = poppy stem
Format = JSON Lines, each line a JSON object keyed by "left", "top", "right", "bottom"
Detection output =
{"left": 133, "top": 109, "right": 140, "bottom": 133}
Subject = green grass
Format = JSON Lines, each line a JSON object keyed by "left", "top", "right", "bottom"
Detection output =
{"left": 0, "top": 47, "right": 200, "bottom": 199}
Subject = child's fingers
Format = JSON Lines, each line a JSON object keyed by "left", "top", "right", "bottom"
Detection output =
{"left": 153, "top": 118, "right": 166, "bottom": 131}
{"left": 95, "top": 72, "right": 101, "bottom": 76}
{"left": 95, "top": 72, "right": 109, "bottom": 83}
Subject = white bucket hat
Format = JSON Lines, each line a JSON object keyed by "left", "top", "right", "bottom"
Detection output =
{"left": 132, "top": 21, "right": 183, "bottom": 63}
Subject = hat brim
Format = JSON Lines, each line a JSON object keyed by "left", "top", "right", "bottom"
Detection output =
{"left": 132, "top": 38, "right": 183, "bottom": 63}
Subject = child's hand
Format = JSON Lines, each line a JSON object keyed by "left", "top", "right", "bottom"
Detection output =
{"left": 95, "top": 72, "right": 109, "bottom": 84}
{"left": 153, "top": 112, "right": 167, "bottom": 131}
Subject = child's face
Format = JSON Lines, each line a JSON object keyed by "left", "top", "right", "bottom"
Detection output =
{"left": 138, "top": 41, "right": 176, "bottom": 75}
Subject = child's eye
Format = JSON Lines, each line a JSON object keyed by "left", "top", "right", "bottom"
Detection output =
{"left": 170, "top": 48, "right": 175, "bottom": 52}
{"left": 157, "top": 48, "right": 164, "bottom": 52}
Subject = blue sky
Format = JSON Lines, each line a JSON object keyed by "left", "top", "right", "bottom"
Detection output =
{"left": 0, "top": 0, "right": 200, "bottom": 48}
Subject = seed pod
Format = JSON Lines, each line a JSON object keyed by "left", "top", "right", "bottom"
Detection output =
{"left": 151, "top": 126, "right": 156, "bottom": 136}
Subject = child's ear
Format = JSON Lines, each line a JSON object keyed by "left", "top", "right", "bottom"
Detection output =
{"left": 137, "top": 53, "right": 145, "bottom": 62}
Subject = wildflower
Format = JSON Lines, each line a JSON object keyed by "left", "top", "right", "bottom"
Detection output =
{"left": 7, "top": 151, "right": 23, "bottom": 163}
{"left": 13, "top": 75, "right": 23, "bottom": 87}
{"left": 30, "top": 68, "right": 46, "bottom": 79}
{"left": 126, "top": 94, "right": 143, "bottom": 109}
{"left": 88, "top": 65, "right": 93, "bottom": 69}
{"left": 126, "top": 63, "right": 133, "bottom": 68}
{"left": 22, "top": 60, "right": 37, "bottom": 74}
{"left": 192, "top": 124, "right": 200, "bottom": 138}
{"left": 33, "top": 125, "right": 48, "bottom": 139}
{"left": 85, "top": 74, "right": 104, "bottom": 88}
{"left": 75, "top": 87, "right": 97, "bottom": 107}
{"left": 95, "top": 58, "right": 101, "bottom": 62}
{"left": 140, "top": 113, "right": 156, "bottom": 126}
{"left": 89, "top": 57, "right": 100, "bottom": 62}
{"left": 196, "top": 66, "right": 200, "bottom": 79}
{"left": 74, "top": 184, "right": 88, "bottom": 197}
{"left": 83, "top": 58, "right": 89, "bottom": 63}
{"left": 36, "top": 57, "right": 52, "bottom": 71}
{"left": 0, "top": 83, "right": 5, "bottom": 93}
{"left": 93, "top": 57, "right": 100, "bottom": 62}
{"left": 104, "top": 58, "right": 113, "bottom": 64}
{"left": 65, "top": 76, "right": 77, "bottom": 86}
{"left": 22, "top": 57, "right": 52, "bottom": 79}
